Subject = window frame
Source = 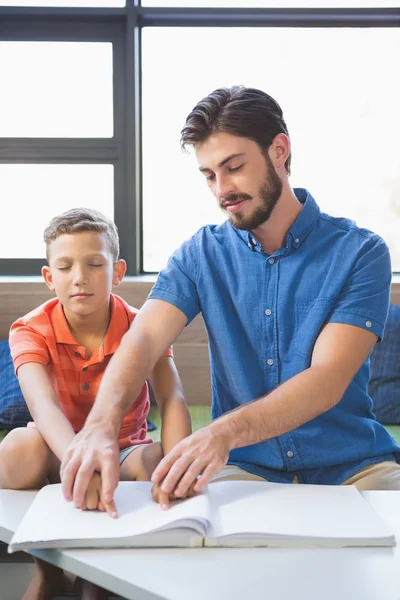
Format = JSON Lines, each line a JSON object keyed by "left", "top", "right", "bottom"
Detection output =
{"left": 0, "top": 1, "right": 399, "bottom": 275}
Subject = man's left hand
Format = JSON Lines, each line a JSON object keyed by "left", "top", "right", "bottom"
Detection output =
{"left": 151, "top": 424, "right": 231, "bottom": 498}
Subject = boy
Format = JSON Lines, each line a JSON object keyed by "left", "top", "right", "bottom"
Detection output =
{"left": 0, "top": 208, "right": 192, "bottom": 600}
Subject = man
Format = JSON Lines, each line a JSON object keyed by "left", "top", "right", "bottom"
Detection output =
{"left": 61, "top": 86, "right": 400, "bottom": 510}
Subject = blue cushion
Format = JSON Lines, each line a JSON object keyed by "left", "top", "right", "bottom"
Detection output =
{"left": 0, "top": 340, "right": 32, "bottom": 429}
{"left": 369, "top": 304, "right": 400, "bottom": 424}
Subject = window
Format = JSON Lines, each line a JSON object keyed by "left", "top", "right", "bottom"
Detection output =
{"left": 0, "top": 42, "right": 113, "bottom": 138}
{"left": 142, "top": 26, "right": 400, "bottom": 271}
{"left": 0, "top": 165, "right": 114, "bottom": 258}
{"left": 0, "top": 3, "right": 399, "bottom": 274}
{"left": 142, "top": 0, "right": 400, "bottom": 6}
{"left": 0, "top": 1, "right": 125, "bottom": 6}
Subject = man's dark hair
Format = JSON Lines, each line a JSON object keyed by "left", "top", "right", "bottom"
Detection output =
{"left": 181, "top": 85, "right": 291, "bottom": 174}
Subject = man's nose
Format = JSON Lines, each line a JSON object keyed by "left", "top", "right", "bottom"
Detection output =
{"left": 215, "top": 175, "right": 235, "bottom": 201}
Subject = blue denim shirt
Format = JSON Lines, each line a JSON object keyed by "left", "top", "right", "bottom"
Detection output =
{"left": 149, "top": 189, "right": 400, "bottom": 484}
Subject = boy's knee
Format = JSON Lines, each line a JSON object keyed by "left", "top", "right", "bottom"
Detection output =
{"left": 0, "top": 428, "right": 49, "bottom": 489}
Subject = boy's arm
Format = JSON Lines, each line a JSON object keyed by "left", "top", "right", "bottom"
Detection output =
{"left": 17, "top": 362, "right": 76, "bottom": 461}
{"left": 149, "top": 356, "right": 192, "bottom": 456}
{"left": 149, "top": 356, "right": 192, "bottom": 509}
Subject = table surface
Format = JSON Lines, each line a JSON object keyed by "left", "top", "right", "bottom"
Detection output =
{"left": 1, "top": 489, "right": 400, "bottom": 600}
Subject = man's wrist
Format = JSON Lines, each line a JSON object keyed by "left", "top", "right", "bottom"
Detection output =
{"left": 85, "top": 412, "right": 120, "bottom": 438}
{"left": 210, "top": 416, "right": 236, "bottom": 452}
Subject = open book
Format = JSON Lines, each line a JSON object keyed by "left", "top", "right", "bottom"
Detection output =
{"left": 8, "top": 480, "right": 395, "bottom": 552}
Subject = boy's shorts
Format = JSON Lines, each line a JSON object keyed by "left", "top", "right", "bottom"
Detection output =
{"left": 119, "top": 444, "right": 146, "bottom": 465}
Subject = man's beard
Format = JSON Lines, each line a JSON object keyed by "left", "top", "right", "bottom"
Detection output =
{"left": 222, "top": 160, "right": 282, "bottom": 231}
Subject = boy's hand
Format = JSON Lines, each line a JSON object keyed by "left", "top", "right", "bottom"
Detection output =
{"left": 80, "top": 472, "right": 109, "bottom": 514}
{"left": 151, "top": 480, "right": 197, "bottom": 510}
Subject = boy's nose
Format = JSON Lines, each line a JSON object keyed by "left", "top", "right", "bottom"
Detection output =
{"left": 72, "top": 268, "right": 88, "bottom": 286}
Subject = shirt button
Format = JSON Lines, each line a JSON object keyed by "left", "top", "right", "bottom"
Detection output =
{"left": 82, "top": 367, "right": 88, "bottom": 372}
{"left": 265, "top": 309, "right": 272, "bottom": 316}
{"left": 295, "top": 238, "right": 300, "bottom": 243}
{"left": 287, "top": 451, "right": 294, "bottom": 458}
{"left": 248, "top": 243, "right": 252, "bottom": 249}
{"left": 82, "top": 383, "right": 89, "bottom": 390}
{"left": 267, "top": 358, "right": 274, "bottom": 366}
{"left": 252, "top": 238, "right": 257, "bottom": 245}
{"left": 75, "top": 352, "right": 80, "bottom": 357}
{"left": 366, "top": 320, "right": 372, "bottom": 328}
{"left": 268, "top": 258, "right": 275, "bottom": 265}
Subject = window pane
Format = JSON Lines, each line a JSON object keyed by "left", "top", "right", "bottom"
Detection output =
{"left": 0, "top": 165, "right": 114, "bottom": 258}
{"left": 142, "top": 27, "right": 400, "bottom": 272}
{"left": 0, "top": 42, "right": 113, "bottom": 137}
{"left": 142, "top": 1, "right": 399, "bottom": 6}
{"left": 0, "top": 1, "right": 125, "bottom": 6}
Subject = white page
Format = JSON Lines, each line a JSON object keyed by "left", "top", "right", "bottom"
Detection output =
{"left": 207, "top": 481, "right": 395, "bottom": 544}
{"left": 9, "top": 482, "right": 211, "bottom": 549}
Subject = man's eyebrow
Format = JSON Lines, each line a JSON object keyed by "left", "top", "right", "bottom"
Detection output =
{"left": 199, "top": 153, "right": 246, "bottom": 173}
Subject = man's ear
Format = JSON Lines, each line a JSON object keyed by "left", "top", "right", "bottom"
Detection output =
{"left": 269, "top": 133, "right": 290, "bottom": 170}
{"left": 41, "top": 265, "right": 55, "bottom": 292}
{"left": 112, "top": 259, "right": 127, "bottom": 287}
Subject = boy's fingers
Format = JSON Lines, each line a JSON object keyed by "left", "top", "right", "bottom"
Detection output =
{"left": 159, "top": 489, "right": 170, "bottom": 511}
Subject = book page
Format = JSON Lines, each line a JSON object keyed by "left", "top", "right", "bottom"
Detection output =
{"left": 206, "top": 481, "right": 394, "bottom": 546}
{"left": 9, "top": 481, "right": 212, "bottom": 550}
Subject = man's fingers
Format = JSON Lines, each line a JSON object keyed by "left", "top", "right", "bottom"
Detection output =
{"left": 159, "top": 454, "right": 196, "bottom": 495}
{"left": 100, "top": 451, "right": 119, "bottom": 505}
{"left": 102, "top": 497, "right": 118, "bottom": 519}
{"left": 174, "top": 459, "right": 204, "bottom": 498}
{"left": 193, "top": 462, "right": 220, "bottom": 492}
{"left": 151, "top": 447, "right": 182, "bottom": 485}
{"left": 72, "top": 461, "right": 97, "bottom": 508}
{"left": 61, "top": 456, "right": 81, "bottom": 502}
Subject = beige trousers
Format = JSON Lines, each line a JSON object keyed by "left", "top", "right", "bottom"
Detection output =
{"left": 212, "top": 460, "right": 400, "bottom": 490}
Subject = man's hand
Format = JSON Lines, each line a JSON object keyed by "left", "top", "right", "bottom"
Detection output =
{"left": 151, "top": 480, "right": 197, "bottom": 510}
{"left": 151, "top": 425, "right": 231, "bottom": 499}
{"left": 60, "top": 424, "right": 119, "bottom": 518}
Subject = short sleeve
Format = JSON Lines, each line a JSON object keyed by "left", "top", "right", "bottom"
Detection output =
{"left": 148, "top": 233, "right": 201, "bottom": 325}
{"left": 9, "top": 321, "right": 50, "bottom": 374}
{"left": 326, "top": 235, "right": 392, "bottom": 341}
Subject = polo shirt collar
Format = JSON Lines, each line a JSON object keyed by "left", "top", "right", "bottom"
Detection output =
{"left": 50, "top": 294, "right": 129, "bottom": 356}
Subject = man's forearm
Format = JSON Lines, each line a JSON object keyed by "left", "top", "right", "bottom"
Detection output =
{"left": 213, "top": 365, "right": 347, "bottom": 451}
{"left": 86, "top": 328, "right": 157, "bottom": 434}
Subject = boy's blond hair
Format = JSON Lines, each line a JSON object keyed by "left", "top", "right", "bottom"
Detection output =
{"left": 43, "top": 208, "right": 120, "bottom": 263}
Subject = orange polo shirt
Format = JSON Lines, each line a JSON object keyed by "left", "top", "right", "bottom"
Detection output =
{"left": 9, "top": 293, "right": 173, "bottom": 449}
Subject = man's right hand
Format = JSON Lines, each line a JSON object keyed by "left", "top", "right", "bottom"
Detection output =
{"left": 60, "top": 423, "right": 120, "bottom": 518}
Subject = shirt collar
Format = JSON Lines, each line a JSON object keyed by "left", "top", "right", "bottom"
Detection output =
{"left": 234, "top": 188, "right": 320, "bottom": 253}
{"left": 50, "top": 294, "right": 129, "bottom": 356}
{"left": 288, "top": 188, "right": 320, "bottom": 249}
